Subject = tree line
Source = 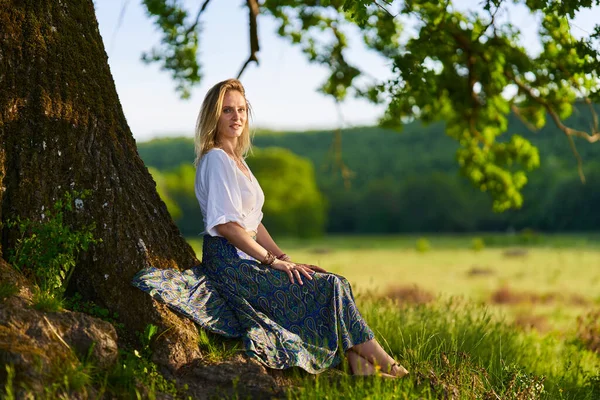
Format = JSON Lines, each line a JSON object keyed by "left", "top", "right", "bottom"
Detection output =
{"left": 139, "top": 105, "right": 600, "bottom": 237}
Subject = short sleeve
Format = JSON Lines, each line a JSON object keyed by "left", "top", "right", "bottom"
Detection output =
{"left": 197, "top": 151, "right": 247, "bottom": 236}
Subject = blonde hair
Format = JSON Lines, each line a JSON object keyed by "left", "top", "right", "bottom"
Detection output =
{"left": 193, "top": 79, "right": 252, "bottom": 166}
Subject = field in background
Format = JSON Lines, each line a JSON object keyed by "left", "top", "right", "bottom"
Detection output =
{"left": 188, "top": 233, "right": 600, "bottom": 333}
{"left": 187, "top": 233, "right": 600, "bottom": 398}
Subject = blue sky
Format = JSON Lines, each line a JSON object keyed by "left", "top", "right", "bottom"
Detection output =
{"left": 94, "top": 1, "right": 599, "bottom": 142}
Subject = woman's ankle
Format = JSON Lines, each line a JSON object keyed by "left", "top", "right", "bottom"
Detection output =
{"left": 347, "top": 350, "right": 376, "bottom": 376}
{"left": 389, "top": 363, "right": 409, "bottom": 377}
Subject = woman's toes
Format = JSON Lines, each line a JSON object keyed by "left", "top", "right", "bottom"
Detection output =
{"left": 379, "top": 371, "right": 397, "bottom": 379}
{"left": 392, "top": 364, "right": 409, "bottom": 378}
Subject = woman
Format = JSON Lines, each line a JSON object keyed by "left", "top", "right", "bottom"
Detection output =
{"left": 133, "top": 78, "right": 408, "bottom": 378}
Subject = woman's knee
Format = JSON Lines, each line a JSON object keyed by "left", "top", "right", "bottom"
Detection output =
{"left": 331, "top": 273, "right": 350, "bottom": 287}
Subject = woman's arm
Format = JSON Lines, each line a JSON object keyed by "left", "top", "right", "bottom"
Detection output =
{"left": 255, "top": 222, "right": 328, "bottom": 273}
{"left": 256, "top": 222, "right": 285, "bottom": 259}
{"left": 217, "top": 222, "right": 273, "bottom": 262}
{"left": 216, "top": 222, "right": 315, "bottom": 284}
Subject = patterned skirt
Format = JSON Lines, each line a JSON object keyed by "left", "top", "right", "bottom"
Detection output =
{"left": 131, "top": 235, "right": 374, "bottom": 373}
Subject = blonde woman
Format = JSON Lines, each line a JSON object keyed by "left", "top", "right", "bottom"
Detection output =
{"left": 133, "top": 79, "right": 408, "bottom": 378}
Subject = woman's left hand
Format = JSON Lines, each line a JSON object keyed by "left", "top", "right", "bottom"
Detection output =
{"left": 276, "top": 254, "right": 327, "bottom": 273}
{"left": 296, "top": 263, "right": 328, "bottom": 273}
{"left": 270, "top": 259, "right": 315, "bottom": 285}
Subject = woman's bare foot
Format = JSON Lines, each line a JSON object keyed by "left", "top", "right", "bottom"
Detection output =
{"left": 388, "top": 363, "right": 409, "bottom": 378}
{"left": 347, "top": 350, "right": 376, "bottom": 376}
{"left": 347, "top": 351, "right": 404, "bottom": 379}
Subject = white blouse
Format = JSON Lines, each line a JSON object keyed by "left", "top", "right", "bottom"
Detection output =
{"left": 195, "top": 148, "right": 265, "bottom": 237}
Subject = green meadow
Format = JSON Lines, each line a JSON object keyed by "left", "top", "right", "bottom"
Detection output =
{"left": 188, "top": 234, "right": 600, "bottom": 399}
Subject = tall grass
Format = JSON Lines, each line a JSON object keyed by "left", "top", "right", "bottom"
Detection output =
{"left": 187, "top": 233, "right": 600, "bottom": 398}
{"left": 286, "top": 297, "right": 600, "bottom": 399}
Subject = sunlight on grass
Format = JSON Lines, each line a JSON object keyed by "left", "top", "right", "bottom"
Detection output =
{"left": 285, "top": 298, "right": 600, "bottom": 399}
{"left": 187, "top": 234, "right": 600, "bottom": 399}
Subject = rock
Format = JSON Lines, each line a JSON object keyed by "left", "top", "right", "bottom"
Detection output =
{"left": 176, "top": 355, "right": 285, "bottom": 399}
{"left": 0, "top": 261, "right": 118, "bottom": 394}
{"left": 0, "top": 258, "right": 33, "bottom": 301}
{"left": 45, "top": 309, "right": 119, "bottom": 369}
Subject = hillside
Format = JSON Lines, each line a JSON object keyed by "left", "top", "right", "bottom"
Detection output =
{"left": 137, "top": 107, "right": 600, "bottom": 234}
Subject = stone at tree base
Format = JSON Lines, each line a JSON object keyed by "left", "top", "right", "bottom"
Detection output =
{"left": 0, "top": 263, "right": 118, "bottom": 397}
{"left": 175, "top": 354, "right": 285, "bottom": 399}
{"left": 0, "top": 258, "right": 32, "bottom": 301}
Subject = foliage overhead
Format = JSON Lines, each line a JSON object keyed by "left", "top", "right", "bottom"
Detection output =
{"left": 141, "top": 0, "right": 600, "bottom": 211}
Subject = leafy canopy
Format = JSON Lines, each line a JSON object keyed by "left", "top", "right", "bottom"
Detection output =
{"left": 141, "top": 0, "right": 600, "bottom": 211}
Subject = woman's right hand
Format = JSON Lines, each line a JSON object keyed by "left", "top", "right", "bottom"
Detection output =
{"left": 270, "top": 259, "right": 315, "bottom": 285}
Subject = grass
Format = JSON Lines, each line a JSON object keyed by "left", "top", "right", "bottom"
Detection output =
{"left": 0, "top": 282, "right": 18, "bottom": 302}
{"left": 187, "top": 233, "right": 600, "bottom": 399}
{"left": 197, "top": 329, "right": 243, "bottom": 363}
{"left": 32, "top": 290, "right": 64, "bottom": 312}
{"left": 4, "top": 233, "right": 597, "bottom": 398}
{"left": 283, "top": 298, "right": 600, "bottom": 399}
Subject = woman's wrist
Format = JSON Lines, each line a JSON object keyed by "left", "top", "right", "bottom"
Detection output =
{"left": 276, "top": 253, "right": 291, "bottom": 262}
{"left": 261, "top": 250, "right": 276, "bottom": 265}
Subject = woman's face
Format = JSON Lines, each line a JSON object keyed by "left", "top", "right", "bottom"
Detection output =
{"left": 217, "top": 90, "right": 247, "bottom": 142}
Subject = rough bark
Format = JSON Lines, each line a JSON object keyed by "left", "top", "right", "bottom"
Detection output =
{"left": 0, "top": 0, "right": 201, "bottom": 370}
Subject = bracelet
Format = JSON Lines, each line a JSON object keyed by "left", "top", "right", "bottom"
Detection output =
{"left": 276, "top": 253, "right": 291, "bottom": 262}
{"left": 262, "top": 250, "right": 276, "bottom": 265}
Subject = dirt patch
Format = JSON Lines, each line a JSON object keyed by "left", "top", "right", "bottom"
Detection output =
{"left": 490, "top": 286, "right": 591, "bottom": 307}
{"left": 467, "top": 266, "right": 495, "bottom": 277}
{"left": 502, "top": 249, "right": 529, "bottom": 258}
{"left": 513, "top": 313, "right": 549, "bottom": 333}
{"left": 491, "top": 286, "right": 531, "bottom": 304}
{"left": 384, "top": 284, "right": 435, "bottom": 305}
{"left": 577, "top": 309, "right": 600, "bottom": 354}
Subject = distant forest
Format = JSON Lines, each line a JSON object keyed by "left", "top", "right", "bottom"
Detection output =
{"left": 138, "top": 107, "right": 600, "bottom": 237}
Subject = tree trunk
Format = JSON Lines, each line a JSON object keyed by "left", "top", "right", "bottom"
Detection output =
{"left": 0, "top": 0, "right": 201, "bottom": 370}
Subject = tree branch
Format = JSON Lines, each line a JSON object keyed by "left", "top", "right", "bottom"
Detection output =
{"left": 475, "top": 0, "right": 503, "bottom": 42}
{"left": 512, "top": 77, "right": 600, "bottom": 143}
{"left": 374, "top": 1, "right": 398, "bottom": 18}
{"left": 237, "top": 0, "right": 260, "bottom": 79}
{"left": 585, "top": 97, "right": 599, "bottom": 133}
{"left": 185, "top": 0, "right": 211, "bottom": 36}
{"left": 510, "top": 104, "right": 540, "bottom": 133}
{"left": 566, "top": 133, "right": 586, "bottom": 183}
{"left": 109, "top": 0, "right": 131, "bottom": 54}
{"left": 329, "top": 102, "right": 354, "bottom": 189}
{"left": 510, "top": 74, "right": 599, "bottom": 182}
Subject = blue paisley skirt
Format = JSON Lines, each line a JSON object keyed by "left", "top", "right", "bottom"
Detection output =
{"left": 131, "top": 235, "right": 374, "bottom": 373}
